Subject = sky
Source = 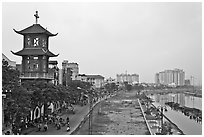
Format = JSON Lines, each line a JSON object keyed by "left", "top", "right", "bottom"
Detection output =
{"left": 2, "top": 2, "right": 202, "bottom": 84}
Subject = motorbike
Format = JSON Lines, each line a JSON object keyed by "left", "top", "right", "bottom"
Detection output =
{"left": 56, "top": 124, "right": 61, "bottom": 130}
{"left": 66, "top": 125, "right": 70, "bottom": 132}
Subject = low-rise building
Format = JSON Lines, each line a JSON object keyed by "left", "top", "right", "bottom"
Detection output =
{"left": 48, "top": 60, "right": 59, "bottom": 85}
{"left": 116, "top": 73, "right": 139, "bottom": 85}
{"left": 86, "top": 75, "right": 104, "bottom": 88}
{"left": 185, "top": 79, "right": 191, "bottom": 86}
{"left": 77, "top": 74, "right": 88, "bottom": 82}
{"left": 2, "top": 53, "right": 16, "bottom": 68}
{"left": 105, "top": 77, "right": 116, "bottom": 84}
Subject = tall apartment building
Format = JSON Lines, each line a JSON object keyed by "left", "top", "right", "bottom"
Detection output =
{"left": 116, "top": 73, "right": 139, "bottom": 84}
{"left": 155, "top": 69, "right": 185, "bottom": 86}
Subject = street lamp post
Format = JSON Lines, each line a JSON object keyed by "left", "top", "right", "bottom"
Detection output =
{"left": 77, "top": 87, "right": 93, "bottom": 135}
{"left": 89, "top": 94, "right": 93, "bottom": 135}
{"left": 157, "top": 105, "right": 167, "bottom": 134}
{"left": 2, "top": 93, "right": 6, "bottom": 126}
{"left": 2, "top": 90, "right": 12, "bottom": 125}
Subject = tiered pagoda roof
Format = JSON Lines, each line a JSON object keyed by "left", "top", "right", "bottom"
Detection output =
{"left": 13, "top": 24, "right": 58, "bottom": 36}
{"left": 11, "top": 48, "right": 58, "bottom": 57}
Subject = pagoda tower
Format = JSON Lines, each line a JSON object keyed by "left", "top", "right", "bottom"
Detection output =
{"left": 11, "top": 11, "right": 59, "bottom": 82}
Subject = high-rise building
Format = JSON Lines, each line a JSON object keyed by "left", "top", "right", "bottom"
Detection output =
{"left": 11, "top": 11, "right": 58, "bottom": 83}
{"left": 67, "top": 62, "right": 79, "bottom": 80}
{"left": 62, "top": 60, "right": 79, "bottom": 86}
{"left": 155, "top": 73, "right": 159, "bottom": 84}
{"left": 155, "top": 69, "right": 185, "bottom": 86}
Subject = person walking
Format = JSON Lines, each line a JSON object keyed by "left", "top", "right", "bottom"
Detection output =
{"left": 37, "top": 123, "right": 42, "bottom": 132}
{"left": 66, "top": 117, "right": 70, "bottom": 125}
{"left": 66, "top": 123, "right": 70, "bottom": 132}
{"left": 44, "top": 123, "right": 48, "bottom": 132}
{"left": 56, "top": 123, "right": 61, "bottom": 130}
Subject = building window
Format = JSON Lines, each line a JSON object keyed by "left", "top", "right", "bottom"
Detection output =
{"left": 43, "top": 56, "right": 46, "bottom": 59}
{"left": 34, "top": 37, "right": 39, "bottom": 47}
{"left": 30, "top": 56, "right": 34, "bottom": 59}
{"left": 33, "top": 63, "right": 38, "bottom": 70}
{"left": 28, "top": 66, "right": 33, "bottom": 71}
{"left": 42, "top": 39, "right": 47, "bottom": 47}
{"left": 43, "top": 64, "right": 46, "bottom": 71}
{"left": 27, "top": 37, "right": 31, "bottom": 46}
{"left": 34, "top": 56, "right": 38, "bottom": 60}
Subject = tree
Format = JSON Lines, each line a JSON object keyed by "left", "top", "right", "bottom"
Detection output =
{"left": 104, "top": 83, "right": 118, "bottom": 92}
{"left": 2, "top": 59, "right": 20, "bottom": 91}
{"left": 2, "top": 60, "right": 29, "bottom": 124}
{"left": 124, "top": 82, "right": 132, "bottom": 91}
{"left": 133, "top": 84, "right": 144, "bottom": 91}
{"left": 68, "top": 80, "right": 92, "bottom": 90}
{"left": 22, "top": 80, "right": 61, "bottom": 116}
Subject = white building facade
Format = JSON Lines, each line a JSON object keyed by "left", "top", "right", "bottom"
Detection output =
{"left": 62, "top": 60, "right": 79, "bottom": 81}
{"left": 116, "top": 73, "right": 139, "bottom": 84}
{"left": 155, "top": 68, "right": 185, "bottom": 86}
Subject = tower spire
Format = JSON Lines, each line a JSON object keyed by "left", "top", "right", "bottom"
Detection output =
{"left": 34, "top": 11, "right": 39, "bottom": 24}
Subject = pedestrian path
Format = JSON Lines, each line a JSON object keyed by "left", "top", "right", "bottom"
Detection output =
{"left": 22, "top": 104, "right": 90, "bottom": 135}
{"left": 23, "top": 97, "right": 109, "bottom": 135}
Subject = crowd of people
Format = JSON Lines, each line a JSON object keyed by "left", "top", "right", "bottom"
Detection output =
{"left": 3, "top": 111, "right": 71, "bottom": 135}
{"left": 3, "top": 90, "right": 110, "bottom": 135}
{"left": 36, "top": 115, "right": 70, "bottom": 132}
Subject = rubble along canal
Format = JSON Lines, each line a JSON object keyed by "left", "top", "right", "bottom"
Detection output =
{"left": 73, "top": 90, "right": 150, "bottom": 135}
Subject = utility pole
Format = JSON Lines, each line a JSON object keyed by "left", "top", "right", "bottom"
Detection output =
{"left": 89, "top": 95, "right": 93, "bottom": 135}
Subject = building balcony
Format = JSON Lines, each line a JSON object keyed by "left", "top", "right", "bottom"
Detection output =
{"left": 20, "top": 72, "right": 54, "bottom": 80}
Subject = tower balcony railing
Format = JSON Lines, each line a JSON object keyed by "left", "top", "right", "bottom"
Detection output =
{"left": 20, "top": 72, "right": 54, "bottom": 80}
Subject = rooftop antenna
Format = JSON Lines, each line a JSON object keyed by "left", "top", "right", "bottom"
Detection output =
{"left": 34, "top": 11, "right": 39, "bottom": 24}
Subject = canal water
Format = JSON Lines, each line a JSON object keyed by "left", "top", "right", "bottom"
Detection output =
{"left": 148, "top": 93, "right": 202, "bottom": 135}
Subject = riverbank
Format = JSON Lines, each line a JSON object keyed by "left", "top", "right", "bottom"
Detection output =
{"left": 139, "top": 97, "right": 184, "bottom": 135}
{"left": 149, "top": 92, "right": 202, "bottom": 135}
{"left": 145, "top": 88, "right": 202, "bottom": 98}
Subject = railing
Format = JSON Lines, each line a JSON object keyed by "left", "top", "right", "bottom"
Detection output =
{"left": 138, "top": 99, "right": 153, "bottom": 135}
{"left": 20, "top": 72, "right": 54, "bottom": 79}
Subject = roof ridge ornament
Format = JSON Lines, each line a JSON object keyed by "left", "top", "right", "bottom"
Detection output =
{"left": 34, "top": 11, "right": 39, "bottom": 24}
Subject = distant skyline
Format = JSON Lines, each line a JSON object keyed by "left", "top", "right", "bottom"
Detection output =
{"left": 2, "top": 2, "right": 202, "bottom": 85}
